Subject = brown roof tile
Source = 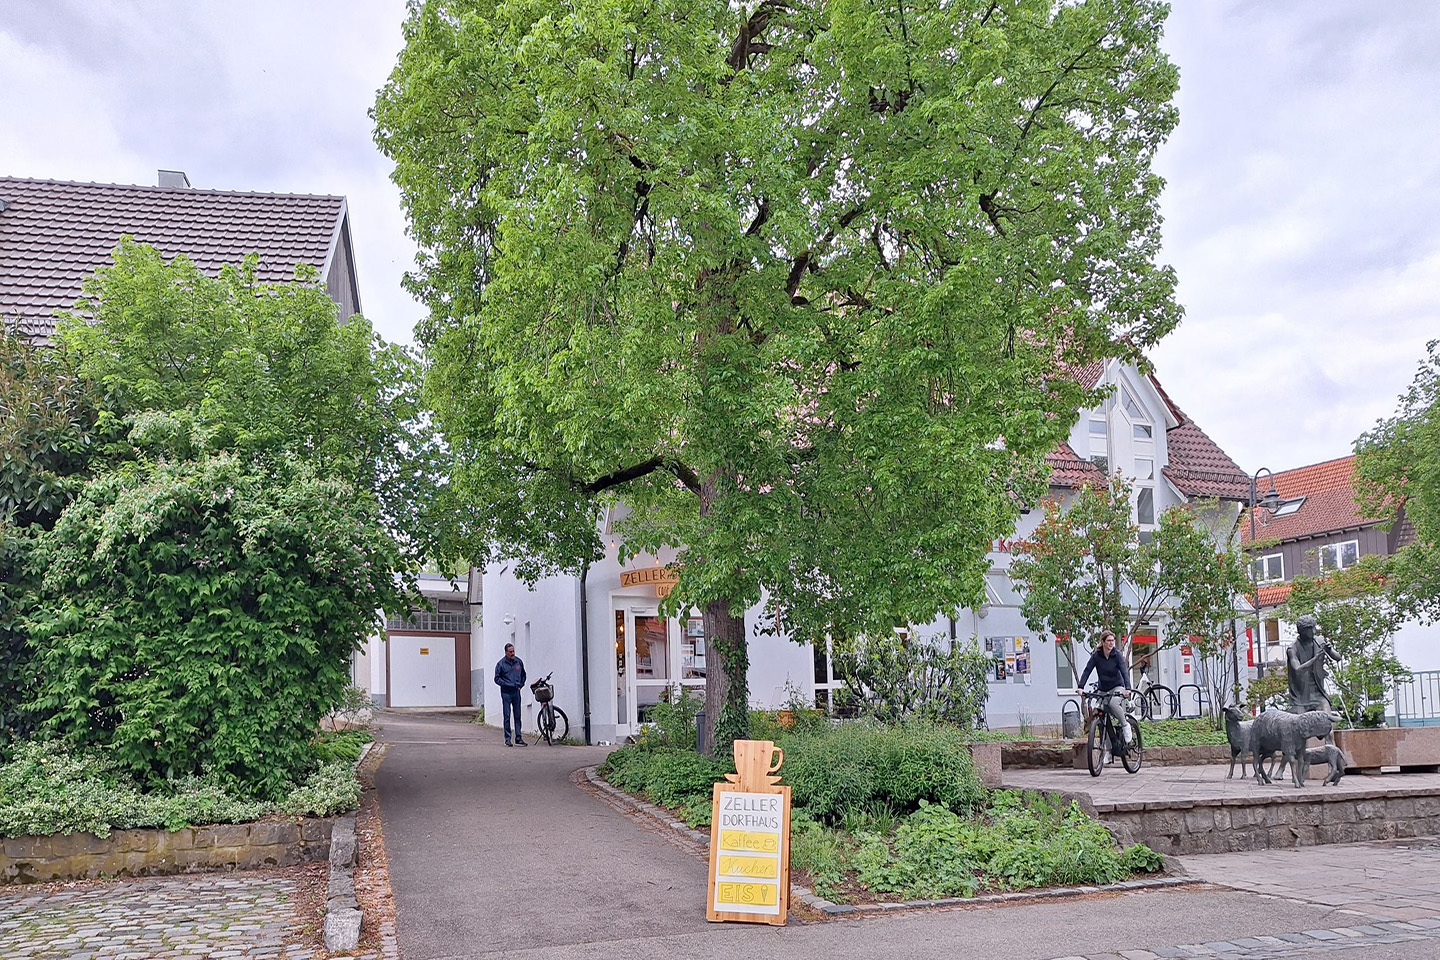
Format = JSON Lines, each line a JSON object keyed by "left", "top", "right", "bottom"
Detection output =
{"left": 1046, "top": 440, "right": 1106, "bottom": 489}
{"left": 1241, "top": 455, "right": 1383, "bottom": 545}
{"left": 1149, "top": 374, "right": 1251, "bottom": 501}
{"left": 0, "top": 177, "right": 345, "bottom": 340}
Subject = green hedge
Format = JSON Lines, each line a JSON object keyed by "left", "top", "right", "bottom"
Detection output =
{"left": 0, "top": 737, "right": 364, "bottom": 839}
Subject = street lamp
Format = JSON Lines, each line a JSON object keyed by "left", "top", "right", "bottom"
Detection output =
{"left": 1241, "top": 468, "right": 1304, "bottom": 698}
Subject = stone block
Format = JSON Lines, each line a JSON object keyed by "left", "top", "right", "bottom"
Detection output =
{"left": 1386, "top": 797, "right": 1416, "bottom": 819}
{"left": 1291, "top": 804, "right": 1323, "bottom": 826}
{"left": 1267, "top": 826, "right": 1301, "bottom": 848}
{"left": 302, "top": 817, "right": 334, "bottom": 842}
{"left": 328, "top": 869, "right": 356, "bottom": 902}
{"left": 325, "top": 907, "right": 363, "bottom": 953}
{"left": 1318, "top": 823, "right": 1359, "bottom": 844}
{"left": 1211, "top": 808, "right": 1231, "bottom": 829}
{"left": 211, "top": 824, "right": 249, "bottom": 848}
{"left": 1322, "top": 803, "right": 1358, "bottom": 824}
{"left": 1148, "top": 812, "right": 1185, "bottom": 835}
{"left": 248, "top": 821, "right": 288, "bottom": 846}
{"left": 2, "top": 836, "right": 47, "bottom": 859}
{"left": 1414, "top": 796, "right": 1440, "bottom": 818}
{"left": 189, "top": 826, "right": 215, "bottom": 848}
{"left": 1356, "top": 800, "right": 1386, "bottom": 821}
{"left": 1184, "top": 808, "right": 1215, "bottom": 833}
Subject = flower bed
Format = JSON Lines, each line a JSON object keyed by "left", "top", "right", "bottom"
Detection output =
{"left": 597, "top": 720, "right": 1164, "bottom": 904}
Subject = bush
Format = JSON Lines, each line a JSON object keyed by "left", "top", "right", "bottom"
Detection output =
{"left": 647, "top": 685, "right": 703, "bottom": 750}
{"left": 832, "top": 635, "right": 989, "bottom": 728}
{"left": 599, "top": 746, "right": 729, "bottom": 810}
{"left": 779, "top": 721, "right": 984, "bottom": 823}
{"left": 0, "top": 740, "right": 360, "bottom": 838}
{"left": 310, "top": 729, "right": 373, "bottom": 765}
{"left": 26, "top": 449, "right": 409, "bottom": 800}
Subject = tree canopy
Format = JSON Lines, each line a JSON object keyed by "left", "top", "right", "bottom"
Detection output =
{"left": 1356, "top": 338, "right": 1440, "bottom": 623}
{"left": 374, "top": 0, "right": 1181, "bottom": 745}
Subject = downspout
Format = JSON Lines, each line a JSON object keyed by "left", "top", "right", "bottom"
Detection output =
{"left": 579, "top": 561, "right": 592, "bottom": 745}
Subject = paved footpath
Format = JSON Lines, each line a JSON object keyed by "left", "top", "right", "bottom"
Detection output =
{"left": 376, "top": 713, "right": 1440, "bottom": 960}
{"left": 0, "top": 872, "right": 317, "bottom": 960}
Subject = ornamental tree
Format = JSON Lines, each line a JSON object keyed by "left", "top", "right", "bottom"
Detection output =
{"left": 1009, "top": 477, "right": 1249, "bottom": 692}
{"left": 373, "top": 0, "right": 1181, "bottom": 750}
{"left": 1356, "top": 338, "right": 1440, "bottom": 623}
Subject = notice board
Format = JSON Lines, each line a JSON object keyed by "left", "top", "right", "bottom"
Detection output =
{"left": 706, "top": 740, "right": 792, "bottom": 925}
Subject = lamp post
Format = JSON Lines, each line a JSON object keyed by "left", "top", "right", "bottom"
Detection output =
{"left": 1243, "top": 468, "right": 1285, "bottom": 698}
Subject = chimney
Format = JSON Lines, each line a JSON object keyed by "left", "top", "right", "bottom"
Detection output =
{"left": 157, "top": 169, "right": 192, "bottom": 188}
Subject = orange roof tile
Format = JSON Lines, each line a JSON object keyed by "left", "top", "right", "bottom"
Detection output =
{"left": 1240, "top": 455, "right": 1384, "bottom": 545}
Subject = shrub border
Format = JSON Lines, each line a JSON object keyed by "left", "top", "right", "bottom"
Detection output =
{"left": 582, "top": 765, "right": 1199, "bottom": 917}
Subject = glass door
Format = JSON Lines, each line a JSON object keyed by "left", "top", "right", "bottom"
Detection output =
{"left": 614, "top": 606, "right": 708, "bottom": 734}
{"left": 632, "top": 610, "right": 671, "bottom": 724}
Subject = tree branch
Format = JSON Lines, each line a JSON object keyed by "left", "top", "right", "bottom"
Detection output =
{"left": 579, "top": 456, "right": 701, "bottom": 495}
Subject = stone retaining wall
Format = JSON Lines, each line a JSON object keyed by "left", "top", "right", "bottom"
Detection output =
{"left": 1003, "top": 741, "right": 1232, "bottom": 769}
{"left": 1089, "top": 790, "right": 1440, "bottom": 855}
{"left": 0, "top": 817, "right": 336, "bottom": 885}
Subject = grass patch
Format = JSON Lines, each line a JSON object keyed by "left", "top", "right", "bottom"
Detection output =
{"left": 1137, "top": 718, "right": 1228, "bottom": 746}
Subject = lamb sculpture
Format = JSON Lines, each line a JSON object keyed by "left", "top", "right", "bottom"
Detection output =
{"left": 1222, "top": 705, "right": 1253, "bottom": 779}
{"left": 1250, "top": 709, "right": 1338, "bottom": 788}
{"left": 1271, "top": 743, "right": 1349, "bottom": 786}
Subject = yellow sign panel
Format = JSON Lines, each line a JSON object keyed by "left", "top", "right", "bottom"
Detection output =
{"left": 620, "top": 566, "right": 680, "bottom": 596}
{"left": 419, "top": 647, "right": 429, "bottom": 655}
{"left": 718, "top": 856, "right": 779, "bottom": 879}
{"left": 719, "top": 830, "right": 779, "bottom": 853}
{"left": 715, "top": 882, "right": 779, "bottom": 907}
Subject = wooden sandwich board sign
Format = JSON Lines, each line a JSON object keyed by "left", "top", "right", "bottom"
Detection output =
{"left": 706, "top": 739, "right": 792, "bottom": 925}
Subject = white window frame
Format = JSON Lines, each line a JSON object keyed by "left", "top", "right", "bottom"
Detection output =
{"left": 1134, "top": 457, "right": 1154, "bottom": 481}
{"left": 1251, "top": 553, "right": 1284, "bottom": 584}
{"left": 1136, "top": 485, "right": 1156, "bottom": 527}
{"left": 1319, "top": 540, "right": 1360, "bottom": 573}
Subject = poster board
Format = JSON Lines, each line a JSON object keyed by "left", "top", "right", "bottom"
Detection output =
{"left": 706, "top": 740, "right": 792, "bottom": 925}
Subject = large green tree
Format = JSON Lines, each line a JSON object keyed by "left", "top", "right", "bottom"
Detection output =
{"left": 373, "top": 0, "right": 1181, "bottom": 749}
{"left": 1356, "top": 338, "right": 1440, "bottom": 623}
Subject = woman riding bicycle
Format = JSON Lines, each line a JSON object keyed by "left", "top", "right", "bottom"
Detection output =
{"left": 1077, "top": 630, "right": 1134, "bottom": 745}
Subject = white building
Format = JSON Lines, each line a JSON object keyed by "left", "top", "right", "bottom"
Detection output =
{"left": 385, "top": 360, "right": 1251, "bottom": 737}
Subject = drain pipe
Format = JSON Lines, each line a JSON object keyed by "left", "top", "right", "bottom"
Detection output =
{"left": 579, "top": 561, "right": 592, "bottom": 745}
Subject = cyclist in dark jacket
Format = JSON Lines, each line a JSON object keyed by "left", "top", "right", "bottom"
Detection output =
{"left": 1078, "top": 630, "right": 1133, "bottom": 744}
{"left": 495, "top": 643, "right": 527, "bottom": 746}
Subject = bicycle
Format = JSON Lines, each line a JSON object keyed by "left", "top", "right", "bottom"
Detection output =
{"left": 1082, "top": 689, "right": 1143, "bottom": 777}
{"left": 1135, "top": 675, "right": 1178, "bottom": 722}
{"left": 530, "top": 673, "right": 569, "bottom": 745}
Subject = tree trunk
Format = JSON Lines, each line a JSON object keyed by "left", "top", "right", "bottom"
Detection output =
{"left": 699, "top": 475, "right": 749, "bottom": 756}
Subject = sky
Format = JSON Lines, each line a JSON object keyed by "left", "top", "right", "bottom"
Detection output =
{"left": 2, "top": 0, "right": 1437, "bottom": 477}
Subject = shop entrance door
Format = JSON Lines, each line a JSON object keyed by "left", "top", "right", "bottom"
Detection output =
{"left": 613, "top": 605, "right": 708, "bottom": 737}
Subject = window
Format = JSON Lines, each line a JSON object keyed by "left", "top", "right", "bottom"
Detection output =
{"left": 1137, "top": 487, "right": 1155, "bottom": 525}
{"left": 1089, "top": 455, "right": 1109, "bottom": 474}
{"left": 1319, "top": 540, "right": 1360, "bottom": 572}
{"left": 1135, "top": 458, "right": 1154, "bottom": 480}
{"left": 1250, "top": 553, "right": 1283, "bottom": 583}
{"left": 1122, "top": 388, "right": 1145, "bottom": 420}
{"left": 1133, "top": 423, "right": 1153, "bottom": 440}
{"left": 1089, "top": 419, "right": 1107, "bottom": 436}
{"left": 1055, "top": 637, "right": 1077, "bottom": 690}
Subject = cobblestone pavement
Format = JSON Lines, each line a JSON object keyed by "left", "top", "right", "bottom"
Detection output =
{"left": 1180, "top": 839, "right": 1440, "bottom": 921}
{"left": 0, "top": 872, "right": 319, "bottom": 960}
{"left": 1041, "top": 917, "right": 1440, "bottom": 960}
{"left": 1003, "top": 764, "right": 1440, "bottom": 806}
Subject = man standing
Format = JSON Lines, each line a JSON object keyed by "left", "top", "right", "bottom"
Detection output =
{"left": 495, "top": 643, "right": 527, "bottom": 746}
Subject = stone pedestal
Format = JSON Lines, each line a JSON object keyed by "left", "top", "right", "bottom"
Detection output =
{"left": 1335, "top": 727, "right": 1440, "bottom": 774}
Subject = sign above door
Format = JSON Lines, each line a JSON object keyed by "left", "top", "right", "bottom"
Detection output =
{"left": 619, "top": 565, "right": 680, "bottom": 598}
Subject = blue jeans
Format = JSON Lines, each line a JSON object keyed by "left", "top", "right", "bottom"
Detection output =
{"left": 501, "top": 687, "right": 523, "bottom": 742}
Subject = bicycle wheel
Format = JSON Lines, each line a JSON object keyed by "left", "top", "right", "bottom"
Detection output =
{"left": 1121, "top": 716, "right": 1144, "bottom": 773}
{"left": 1150, "top": 685, "right": 1178, "bottom": 721}
{"left": 1085, "top": 714, "right": 1106, "bottom": 777}
{"left": 549, "top": 706, "right": 569, "bottom": 744}
{"left": 538, "top": 704, "right": 555, "bottom": 745}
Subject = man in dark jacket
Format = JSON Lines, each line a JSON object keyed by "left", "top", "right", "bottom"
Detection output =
{"left": 495, "top": 643, "right": 527, "bottom": 746}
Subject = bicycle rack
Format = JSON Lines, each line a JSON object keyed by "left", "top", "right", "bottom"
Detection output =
{"left": 1175, "top": 683, "right": 1205, "bottom": 720}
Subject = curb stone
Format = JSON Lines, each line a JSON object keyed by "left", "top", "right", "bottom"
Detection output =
{"left": 323, "top": 741, "right": 374, "bottom": 954}
{"left": 582, "top": 765, "right": 1202, "bottom": 918}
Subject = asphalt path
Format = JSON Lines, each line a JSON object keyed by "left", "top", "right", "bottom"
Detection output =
{"left": 375, "top": 713, "right": 1438, "bottom": 960}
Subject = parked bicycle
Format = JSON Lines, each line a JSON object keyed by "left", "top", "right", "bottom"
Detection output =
{"left": 1135, "top": 675, "right": 1178, "bottom": 722}
{"left": 530, "top": 673, "right": 569, "bottom": 745}
{"left": 1082, "top": 689, "right": 1143, "bottom": 777}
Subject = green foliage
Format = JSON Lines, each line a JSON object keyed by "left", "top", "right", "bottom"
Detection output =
{"left": 832, "top": 635, "right": 990, "bottom": 728}
{"left": 374, "top": 0, "right": 1182, "bottom": 750}
{"left": 0, "top": 740, "right": 359, "bottom": 838}
{"left": 1011, "top": 480, "right": 1250, "bottom": 676}
{"left": 26, "top": 447, "right": 408, "bottom": 799}
{"left": 1135, "top": 719, "right": 1229, "bottom": 747}
{"left": 647, "top": 685, "right": 704, "bottom": 751}
{"left": 778, "top": 721, "right": 984, "bottom": 824}
{"left": 1356, "top": 338, "right": 1440, "bottom": 622}
{"left": 57, "top": 239, "right": 443, "bottom": 559}
{"left": 309, "top": 729, "right": 373, "bottom": 765}
{"left": 1244, "top": 670, "right": 1290, "bottom": 713}
{"left": 599, "top": 746, "right": 730, "bottom": 810}
{"left": 789, "top": 813, "right": 845, "bottom": 898}
{"left": 1281, "top": 562, "right": 1409, "bottom": 727}
{"left": 1121, "top": 842, "right": 1166, "bottom": 874}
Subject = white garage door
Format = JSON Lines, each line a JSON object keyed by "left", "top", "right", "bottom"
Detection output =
{"left": 390, "top": 635, "right": 457, "bottom": 707}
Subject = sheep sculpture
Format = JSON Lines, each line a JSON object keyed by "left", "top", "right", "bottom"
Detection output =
{"left": 1222, "top": 705, "right": 1253, "bottom": 779}
{"left": 1250, "top": 709, "right": 1338, "bottom": 788}
{"left": 1271, "top": 743, "right": 1349, "bottom": 786}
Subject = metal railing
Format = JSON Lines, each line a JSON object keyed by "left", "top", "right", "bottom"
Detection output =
{"left": 1395, "top": 670, "right": 1440, "bottom": 726}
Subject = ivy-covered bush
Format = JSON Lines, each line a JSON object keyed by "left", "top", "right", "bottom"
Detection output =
{"left": 26, "top": 448, "right": 407, "bottom": 799}
{"left": 831, "top": 634, "right": 990, "bottom": 728}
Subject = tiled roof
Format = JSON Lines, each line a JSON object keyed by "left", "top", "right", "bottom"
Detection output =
{"left": 1240, "top": 455, "right": 1383, "bottom": 545}
{"left": 1046, "top": 441, "right": 1106, "bottom": 489}
{"left": 0, "top": 177, "right": 346, "bottom": 340}
{"left": 1150, "top": 375, "right": 1251, "bottom": 501}
{"left": 1246, "top": 582, "right": 1294, "bottom": 610}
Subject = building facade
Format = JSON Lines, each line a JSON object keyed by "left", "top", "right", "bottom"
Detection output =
{"left": 478, "top": 359, "right": 1250, "bottom": 740}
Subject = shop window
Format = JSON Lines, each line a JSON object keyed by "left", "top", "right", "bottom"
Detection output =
{"left": 682, "top": 616, "right": 706, "bottom": 680}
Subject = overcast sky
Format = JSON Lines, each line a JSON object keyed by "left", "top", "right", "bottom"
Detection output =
{"left": 3, "top": 0, "right": 1437, "bottom": 477}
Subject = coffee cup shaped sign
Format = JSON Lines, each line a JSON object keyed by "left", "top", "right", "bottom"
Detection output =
{"left": 725, "top": 740, "right": 784, "bottom": 788}
{"left": 708, "top": 739, "right": 792, "bottom": 925}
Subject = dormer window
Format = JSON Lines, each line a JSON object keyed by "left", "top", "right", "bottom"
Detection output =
{"left": 1133, "top": 423, "right": 1153, "bottom": 440}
